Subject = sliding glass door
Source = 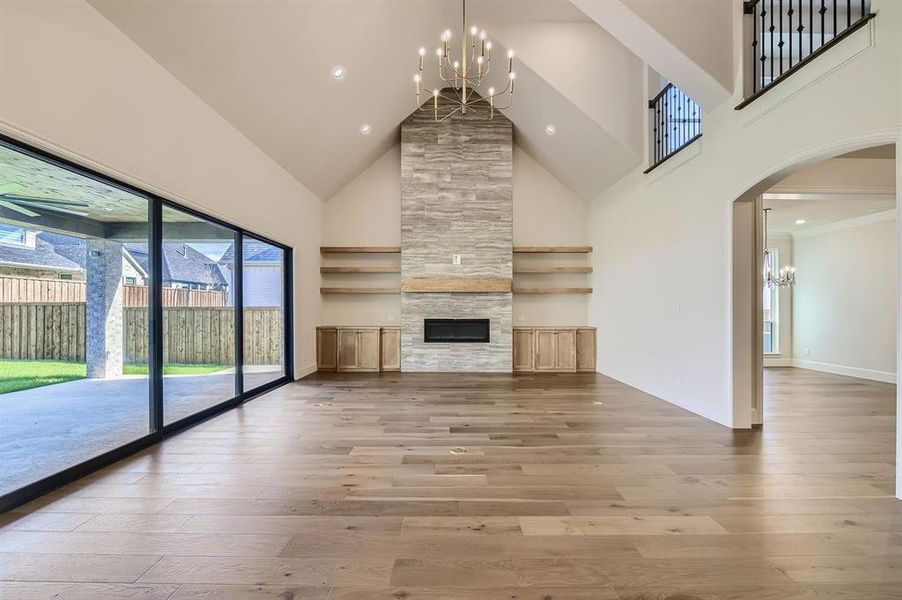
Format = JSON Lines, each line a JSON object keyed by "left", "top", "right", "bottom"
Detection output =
{"left": 0, "top": 136, "right": 292, "bottom": 511}
{"left": 161, "top": 206, "right": 238, "bottom": 425}
{"left": 242, "top": 237, "right": 286, "bottom": 392}
{"left": 0, "top": 143, "right": 151, "bottom": 497}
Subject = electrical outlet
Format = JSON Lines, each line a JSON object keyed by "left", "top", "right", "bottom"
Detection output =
{"left": 387, "top": 315, "right": 395, "bottom": 322}
{"left": 452, "top": 254, "right": 461, "bottom": 265}
{"left": 517, "top": 316, "right": 525, "bottom": 322}
{"left": 804, "top": 347, "right": 810, "bottom": 356}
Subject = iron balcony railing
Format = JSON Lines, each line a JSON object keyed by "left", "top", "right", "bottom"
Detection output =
{"left": 645, "top": 83, "right": 702, "bottom": 174}
{"left": 738, "top": 0, "right": 874, "bottom": 108}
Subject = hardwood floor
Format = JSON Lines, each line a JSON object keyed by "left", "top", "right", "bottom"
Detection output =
{"left": 1, "top": 367, "right": 899, "bottom": 599}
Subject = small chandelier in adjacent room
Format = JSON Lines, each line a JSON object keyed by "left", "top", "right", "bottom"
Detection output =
{"left": 414, "top": 0, "right": 514, "bottom": 121}
{"left": 763, "top": 208, "right": 796, "bottom": 287}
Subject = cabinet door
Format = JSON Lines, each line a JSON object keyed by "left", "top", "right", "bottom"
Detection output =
{"left": 316, "top": 328, "right": 338, "bottom": 372}
{"left": 512, "top": 329, "right": 534, "bottom": 372}
{"left": 357, "top": 329, "right": 381, "bottom": 372}
{"left": 576, "top": 328, "right": 596, "bottom": 372}
{"left": 337, "top": 328, "right": 359, "bottom": 371}
{"left": 534, "top": 330, "right": 558, "bottom": 372}
{"left": 556, "top": 329, "right": 577, "bottom": 372}
{"left": 380, "top": 327, "right": 401, "bottom": 371}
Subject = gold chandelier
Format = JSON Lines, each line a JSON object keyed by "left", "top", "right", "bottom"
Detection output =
{"left": 763, "top": 208, "right": 796, "bottom": 288}
{"left": 414, "top": 0, "right": 515, "bottom": 121}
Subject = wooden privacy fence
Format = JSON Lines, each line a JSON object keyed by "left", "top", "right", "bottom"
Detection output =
{"left": 0, "top": 304, "right": 281, "bottom": 366}
{"left": 0, "top": 303, "right": 85, "bottom": 362}
{"left": 124, "top": 286, "right": 228, "bottom": 308}
{"left": 0, "top": 275, "right": 227, "bottom": 307}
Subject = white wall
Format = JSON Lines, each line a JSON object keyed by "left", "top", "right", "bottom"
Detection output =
{"left": 793, "top": 216, "right": 897, "bottom": 382}
{"left": 0, "top": 0, "right": 323, "bottom": 376}
{"left": 512, "top": 146, "right": 591, "bottom": 326}
{"left": 588, "top": 0, "right": 901, "bottom": 429}
{"left": 321, "top": 145, "right": 402, "bottom": 326}
{"left": 321, "top": 143, "right": 590, "bottom": 327}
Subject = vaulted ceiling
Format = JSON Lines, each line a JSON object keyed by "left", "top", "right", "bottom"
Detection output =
{"left": 89, "top": 0, "right": 733, "bottom": 201}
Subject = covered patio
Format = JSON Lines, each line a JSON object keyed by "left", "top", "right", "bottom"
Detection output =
{"left": 0, "top": 372, "right": 233, "bottom": 495}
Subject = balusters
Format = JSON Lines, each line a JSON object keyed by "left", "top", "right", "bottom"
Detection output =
{"left": 646, "top": 83, "right": 701, "bottom": 172}
{"left": 742, "top": 0, "right": 871, "bottom": 102}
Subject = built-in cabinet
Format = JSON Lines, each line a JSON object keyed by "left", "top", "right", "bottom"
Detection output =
{"left": 316, "top": 327, "right": 338, "bottom": 371}
{"left": 316, "top": 326, "right": 397, "bottom": 372}
{"left": 317, "top": 325, "right": 595, "bottom": 373}
{"left": 513, "top": 327, "right": 596, "bottom": 373}
{"left": 337, "top": 327, "right": 381, "bottom": 372}
{"left": 380, "top": 327, "right": 401, "bottom": 371}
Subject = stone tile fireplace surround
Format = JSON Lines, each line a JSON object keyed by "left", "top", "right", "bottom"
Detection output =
{"left": 400, "top": 92, "right": 513, "bottom": 372}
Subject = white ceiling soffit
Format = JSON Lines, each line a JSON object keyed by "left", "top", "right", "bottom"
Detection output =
{"left": 470, "top": 38, "right": 639, "bottom": 200}
{"left": 490, "top": 22, "right": 644, "bottom": 156}
{"left": 769, "top": 157, "right": 897, "bottom": 195}
{"left": 90, "top": 0, "right": 643, "bottom": 201}
{"left": 569, "top": 0, "right": 732, "bottom": 110}
{"left": 764, "top": 194, "right": 896, "bottom": 234}
{"left": 765, "top": 156, "right": 897, "bottom": 233}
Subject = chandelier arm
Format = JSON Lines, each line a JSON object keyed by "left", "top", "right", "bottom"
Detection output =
{"left": 469, "top": 79, "right": 512, "bottom": 103}
{"left": 443, "top": 55, "right": 465, "bottom": 79}
{"left": 463, "top": 105, "right": 493, "bottom": 119}
{"left": 434, "top": 105, "right": 463, "bottom": 122}
{"left": 491, "top": 95, "right": 513, "bottom": 110}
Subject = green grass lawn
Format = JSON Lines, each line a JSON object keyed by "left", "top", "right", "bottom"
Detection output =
{"left": 0, "top": 360, "right": 230, "bottom": 394}
{"left": 0, "top": 360, "right": 86, "bottom": 395}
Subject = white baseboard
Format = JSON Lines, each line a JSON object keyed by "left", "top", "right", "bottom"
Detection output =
{"left": 295, "top": 362, "right": 317, "bottom": 379}
{"left": 764, "top": 357, "right": 793, "bottom": 367}
{"left": 792, "top": 359, "right": 896, "bottom": 384}
{"left": 596, "top": 369, "right": 729, "bottom": 427}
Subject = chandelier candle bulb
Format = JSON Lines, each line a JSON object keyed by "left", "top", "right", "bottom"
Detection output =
{"left": 414, "top": 0, "right": 513, "bottom": 121}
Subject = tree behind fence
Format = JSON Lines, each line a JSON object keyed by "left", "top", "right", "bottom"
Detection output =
{"left": 0, "top": 303, "right": 281, "bottom": 366}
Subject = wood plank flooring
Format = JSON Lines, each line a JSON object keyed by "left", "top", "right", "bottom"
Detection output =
{"left": 1, "top": 367, "right": 899, "bottom": 599}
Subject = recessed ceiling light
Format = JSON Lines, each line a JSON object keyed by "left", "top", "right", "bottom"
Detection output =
{"left": 331, "top": 65, "right": 345, "bottom": 80}
{"left": 795, "top": 219, "right": 806, "bottom": 225}
{"left": 545, "top": 125, "right": 556, "bottom": 136}
{"left": 359, "top": 124, "right": 371, "bottom": 135}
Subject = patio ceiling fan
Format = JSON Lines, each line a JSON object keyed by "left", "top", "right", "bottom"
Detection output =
{"left": 0, "top": 183, "right": 90, "bottom": 218}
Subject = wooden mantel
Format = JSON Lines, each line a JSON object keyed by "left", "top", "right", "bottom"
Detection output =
{"left": 401, "top": 277, "right": 512, "bottom": 293}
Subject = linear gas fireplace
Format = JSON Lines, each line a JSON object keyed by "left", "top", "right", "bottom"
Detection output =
{"left": 424, "top": 318, "right": 490, "bottom": 343}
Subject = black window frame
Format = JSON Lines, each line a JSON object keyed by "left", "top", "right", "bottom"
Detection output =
{"left": 0, "top": 133, "right": 295, "bottom": 513}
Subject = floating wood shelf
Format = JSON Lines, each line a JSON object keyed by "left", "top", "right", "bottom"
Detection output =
{"left": 513, "top": 266, "right": 593, "bottom": 274}
{"left": 513, "top": 287, "right": 593, "bottom": 294}
{"left": 320, "top": 246, "right": 401, "bottom": 254}
{"left": 320, "top": 287, "right": 400, "bottom": 294}
{"left": 320, "top": 266, "right": 401, "bottom": 274}
{"left": 513, "top": 246, "right": 592, "bottom": 254}
{"left": 402, "top": 277, "right": 512, "bottom": 293}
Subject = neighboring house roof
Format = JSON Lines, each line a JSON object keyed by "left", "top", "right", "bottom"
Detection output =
{"left": 126, "top": 242, "right": 229, "bottom": 288}
{"left": 4, "top": 230, "right": 228, "bottom": 288}
{"left": 36, "top": 232, "right": 87, "bottom": 269}
{"left": 0, "top": 234, "right": 83, "bottom": 272}
{"left": 219, "top": 240, "right": 282, "bottom": 265}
